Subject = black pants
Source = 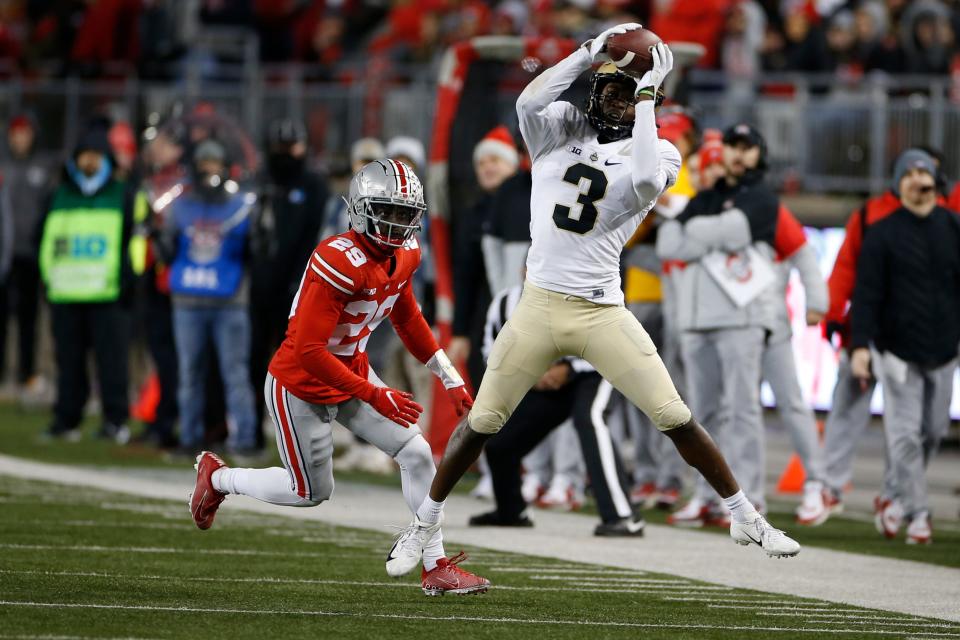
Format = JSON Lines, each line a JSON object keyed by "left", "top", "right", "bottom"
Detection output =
{"left": 485, "top": 372, "right": 635, "bottom": 524}
{"left": 143, "top": 284, "right": 178, "bottom": 442}
{"left": 50, "top": 302, "right": 130, "bottom": 430}
{"left": 0, "top": 257, "right": 41, "bottom": 383}
{"left": 249, "top": 291, "right": 290, "bottom": 448}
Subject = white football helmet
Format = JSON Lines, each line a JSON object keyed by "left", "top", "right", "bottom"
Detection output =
{"left": 346, "top": 159, "right": 426, "bottom": 248}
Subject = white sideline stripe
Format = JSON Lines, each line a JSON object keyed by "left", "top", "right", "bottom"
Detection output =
{"left": 0, "top": 570, "right": 693, "bottom": 596}
{"left": 3, "top": 601, "right": 960, "bottom": 637}
{"left": 531, "top": 575, "right": 690, "bottom": 585}
{"left": 310, "top": 264, "right": 352, "bottom": 294}
{"left": 485, "top": 566, "right": 646, "bottom": 575}
{"left": 313, "top": 253, "right": 353, "bottom": 285}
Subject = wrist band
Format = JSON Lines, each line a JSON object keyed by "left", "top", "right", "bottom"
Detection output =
{"left": 427, "top": 350, "right": 465, "bottom": 389}
{"left": 636, "top": 87, "right": 657, "bottom": 99}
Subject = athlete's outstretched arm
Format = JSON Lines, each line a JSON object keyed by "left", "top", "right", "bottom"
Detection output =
{"left": 630, "top": 101, "right": 680, "bottom": 208}
{"left": 516, "top": 46, "right": 592, "bottom": 159}
{"left": 631, "top": 43, "right": 679, "bottom": 208}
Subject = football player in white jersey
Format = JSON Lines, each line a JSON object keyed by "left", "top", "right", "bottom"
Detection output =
{"left": 385, "top": 24, "right": 800, "bottom": 579}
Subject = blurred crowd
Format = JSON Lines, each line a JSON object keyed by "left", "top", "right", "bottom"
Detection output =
{"left": 0, "top": 0, "right": 959, "bottom": 78}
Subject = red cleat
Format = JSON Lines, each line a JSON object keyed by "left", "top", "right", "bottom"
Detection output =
{"left": 190, "top": 451, "right": 227, "bottom": 530}
{"left": 421, "top": 552, "right": 491, "bottom": 596}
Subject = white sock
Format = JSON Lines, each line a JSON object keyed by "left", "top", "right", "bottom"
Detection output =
{"left": 212, "top": 467, "right": 315, "bottom": 506}
{"left": 723, "top": 490, "right": 759, "bottom": 525}
{"left": 422, "top": 531, "right": 445, "bottom": 572}
{"left": 211, "top": 468, "right": 230, "bottom": 493}
{"left": 416, "top": 496, "right": 445, "bottom": 524}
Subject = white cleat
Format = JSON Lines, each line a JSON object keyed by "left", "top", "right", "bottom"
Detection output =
{"left": 385, "top": 515, "right": 443, "bottom": 577}
{"left": 731, "top": 514, "right": 801, "bottom": 558}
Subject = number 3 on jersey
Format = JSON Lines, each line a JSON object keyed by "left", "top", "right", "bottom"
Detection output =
{"left": 553, "top": 163, "right": 608, "bottom": 235}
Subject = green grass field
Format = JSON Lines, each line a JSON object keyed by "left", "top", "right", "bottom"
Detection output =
{"left": 3, "top": 475, "right": 959, "bottom": 639}
{"left": 2, "top": 400, "right": 958, "bottom": 570}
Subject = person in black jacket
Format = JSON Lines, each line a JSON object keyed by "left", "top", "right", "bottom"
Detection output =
{"left": 448, "top": 126, "right": 519, "bottom": 386}
{"left": 250, "top": 119, "right": 328, "bottom": 442}
{"left": 850, "top": 149, "right": 960, "bottom": 546}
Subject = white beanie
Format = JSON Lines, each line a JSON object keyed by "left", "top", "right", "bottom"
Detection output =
{"left": 473, "top": 125, "right": 519, "bottom": 168}
{"left": 386, "top": 136, "right": 426, "bottom": 169}
{"left": 350, "top": 137, "right": 385, "bottom": 166}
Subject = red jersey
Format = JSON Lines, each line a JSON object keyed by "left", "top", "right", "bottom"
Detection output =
{"left": 269, "top": 230, "right": 439, "bottom": 405}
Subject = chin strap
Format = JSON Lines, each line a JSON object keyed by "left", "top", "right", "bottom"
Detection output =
{"left": 426, "top": 349, "right": 465, "bottom": 389}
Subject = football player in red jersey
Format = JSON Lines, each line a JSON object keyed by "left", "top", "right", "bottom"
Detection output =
{"left": 190, "top": 159, "right": 489, "bottom": 596}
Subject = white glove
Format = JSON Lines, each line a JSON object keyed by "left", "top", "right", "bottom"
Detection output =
{"left": 636, "top": 42, "right": 673, "bottom": 94}
{"left": 584, "top": 22, "right": 643, "bottom": 63}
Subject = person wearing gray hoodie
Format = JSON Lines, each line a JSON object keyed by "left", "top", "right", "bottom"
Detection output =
{"left": 657, "top": 123, "right": 794, "bottom": 525}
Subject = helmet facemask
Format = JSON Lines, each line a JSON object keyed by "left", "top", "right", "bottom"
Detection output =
{"left": 587, "top": 71, "right": 638, "bottom": 141}
{"left": 356, "top": 198, "right": 425, "bottom": 248}
{"left": 586, "top": 66, "right": 666, "bottom": 141}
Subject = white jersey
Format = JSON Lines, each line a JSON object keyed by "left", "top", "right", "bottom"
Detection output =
{"left": 518, "top": 47, "right": 681, "bottom": 306}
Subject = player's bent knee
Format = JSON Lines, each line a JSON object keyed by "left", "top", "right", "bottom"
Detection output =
{"left": 467, "top": 408, "right": 507, "bottom": 435}
{"left": 395, "top": 436, "right": 435, "bottom": 473}
{"left": 653, "top": 399, "right": 693, "bottom": 432}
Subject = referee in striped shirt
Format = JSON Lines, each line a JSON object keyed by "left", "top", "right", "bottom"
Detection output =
{"left": 469, "top": 283, "right": 645, "bottom": 536}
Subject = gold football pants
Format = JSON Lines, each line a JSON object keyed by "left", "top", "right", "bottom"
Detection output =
{"left": 468, "top": 282, "right": 691, "bottom": 434}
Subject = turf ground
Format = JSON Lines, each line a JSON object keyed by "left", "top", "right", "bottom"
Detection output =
{"left": 2, "top": 474, "right": 960, "bottom": 640}
{"left": 2, "top": 402, "right": 958, "bottom": 569}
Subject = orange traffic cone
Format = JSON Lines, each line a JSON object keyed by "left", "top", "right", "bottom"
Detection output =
{"left": 131, "top": 373, "right": 161, "bottom": 424}
{"left": 776, "top": 453, "right": 807, "bottom": 494}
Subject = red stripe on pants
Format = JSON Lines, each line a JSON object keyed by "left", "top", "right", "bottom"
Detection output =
{"left": 275, "top": 381, "right": 307, "bottom": 498}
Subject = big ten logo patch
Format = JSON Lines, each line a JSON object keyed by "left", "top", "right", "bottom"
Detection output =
{"left": 53, "top": 234, "right": 108, "bottom": 259}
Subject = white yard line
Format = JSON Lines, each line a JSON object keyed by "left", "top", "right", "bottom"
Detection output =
{"left": 0, "top": 569, "right": 700, "bottom": 597}
{"left": 662, "top": 597, "right": 830, "bottom": 605}
{"left": 2, "top": 454, "right": 959, "bottom": 623}
{"left": 759, "top": 612, "right": 926, "bottom": 621}
{"left": 710, "top": 605, "right": 877, "bottom": 613}
{"left": 530, "top": 576, "right": 690, "bottom": 584}
{"left": 2, "top": 600, "right": 960, "bottom": 637}
{"left": 483, "top": 566, "right": 640, "bottom": 573}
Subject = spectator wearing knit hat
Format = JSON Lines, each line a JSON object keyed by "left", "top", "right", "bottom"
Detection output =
{"left": 448, "top": 126, "right": 519, "bottom": 379}
{"left": 849, "top": 149, "right": 960, "bottom": 545}
{"left": 38, "top": 123, "right": 135, "bottom": 443}
{"left": 478, "top": 126, "right": 528, "bottom": 300}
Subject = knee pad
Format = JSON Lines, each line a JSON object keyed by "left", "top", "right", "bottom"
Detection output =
{"left": 467, "top": 408, "right": 507, "bottom": 435}
{"left": 654, "top": 399, "right": 693, "bottom": 432}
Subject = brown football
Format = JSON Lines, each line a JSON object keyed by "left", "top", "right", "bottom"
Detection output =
{"left": 605, "top": 28, "right": 663, "bottom": 75}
